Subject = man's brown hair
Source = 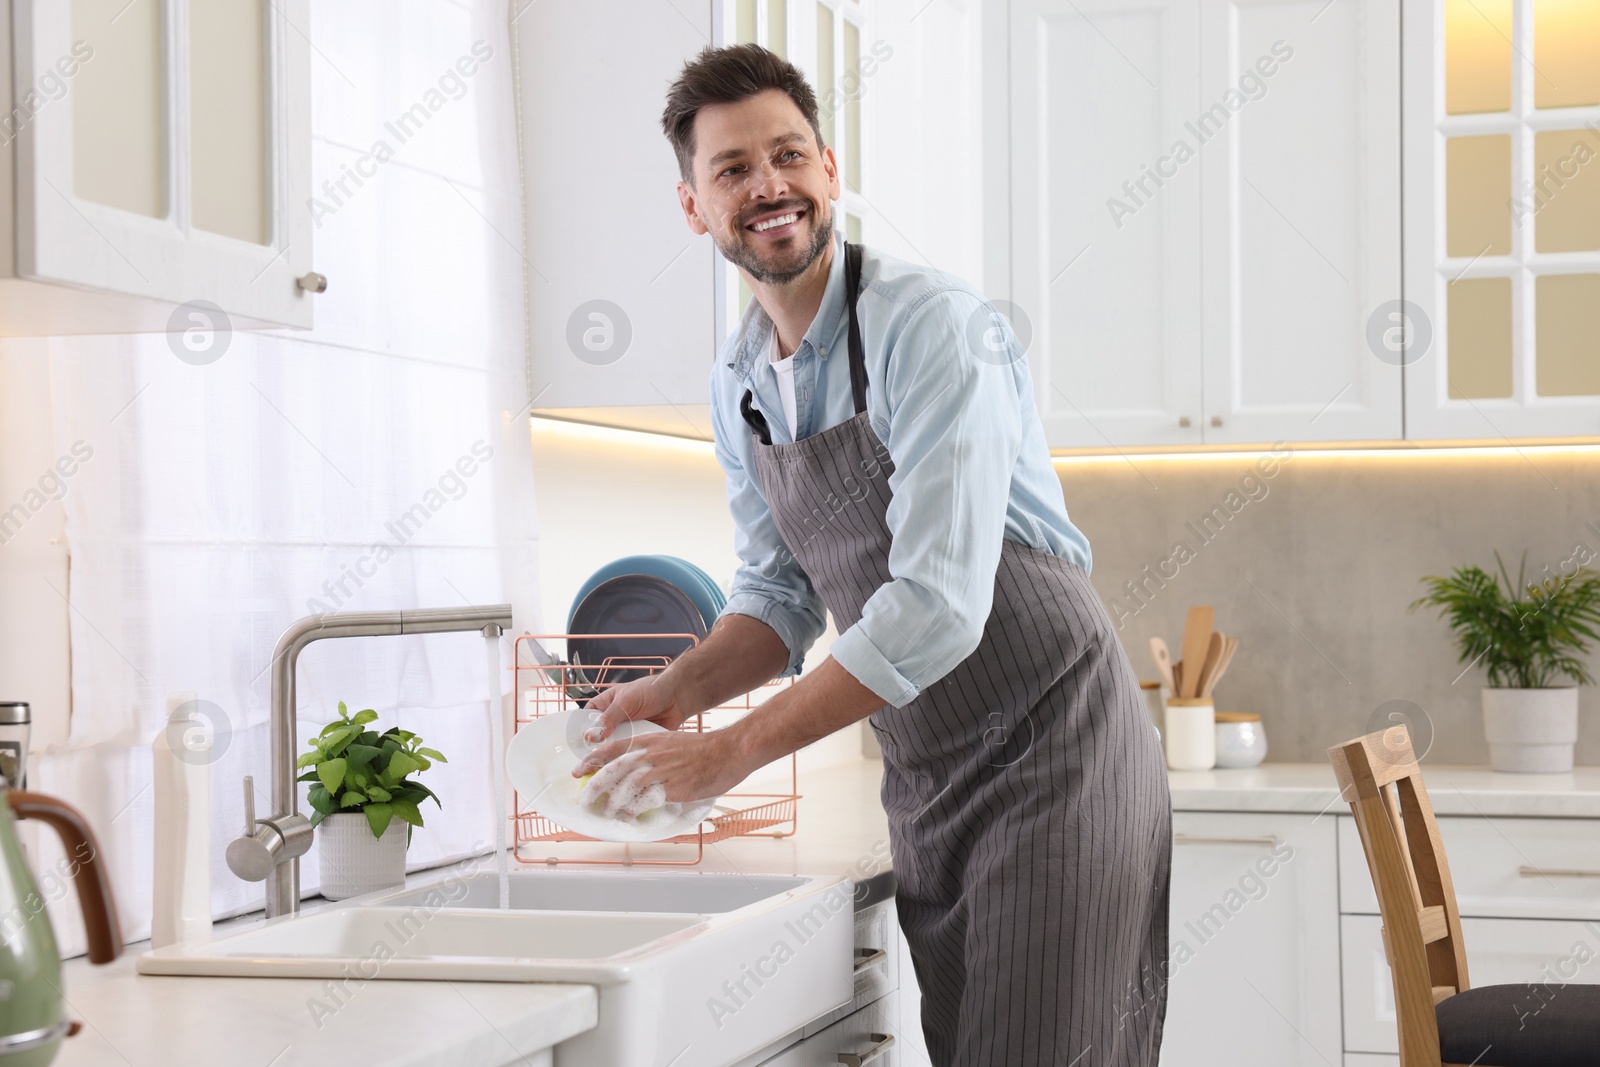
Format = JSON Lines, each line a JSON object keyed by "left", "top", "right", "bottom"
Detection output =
{"left": 661, "top": 43, "right": 824, "bottom": 186}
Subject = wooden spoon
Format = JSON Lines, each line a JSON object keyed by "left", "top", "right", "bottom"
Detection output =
{"left": 1206, "top": 636, "right": 1240, "bottom": 696}
{"left": 1179, "top": 607, "right": 1214, "bottom": 698}
{"left": 1148, "top": 637, "right": 1177, "bottom": 693}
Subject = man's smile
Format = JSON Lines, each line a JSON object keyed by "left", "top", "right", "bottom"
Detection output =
{"left": 744, "top": 205, "right": 807, "bottom": 238}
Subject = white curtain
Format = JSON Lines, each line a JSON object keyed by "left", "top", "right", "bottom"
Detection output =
{"left": 34, "top": 0, "right": 538, "bottom": 955}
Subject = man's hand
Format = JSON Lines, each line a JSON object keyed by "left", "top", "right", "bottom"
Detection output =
{"left": 572, "top": 726, "right": 754, "bottom": 816}
{"left": 580, "top": 672, "right": 694, "bottom": 745}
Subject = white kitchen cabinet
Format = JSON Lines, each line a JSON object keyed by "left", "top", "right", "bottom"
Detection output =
{"left": 1338, "top": 813, "right": 1600, "bottom": 921}
{"left": 519, "top": 0, "right": 894, "bottom": 434}
{"left": 1160, "top": 811, "right": 1342, "bottom": 1067}
{"left": 1008, "top": 0, "right": 1207, "bottom": 451}
{"left": 756, "top": 996, "right": 899, "bottom": 1067}
{"left": 1007, "top": 0, "right": 1404, "bottom": 450}
{"left": 1401, "top": 0, "right": 1600, "bottom": 440}
{"left": 517, "top": 0, "right": 717, "bottom": 418}
{"left": 0, "top": 0, "right": 315, "bottom": 334}
{"left": 1197, "top": 0, "right": 1403, "bottom": 444}
{"left": 1342, "top": 913, "right": 1600, "bottom": 1055}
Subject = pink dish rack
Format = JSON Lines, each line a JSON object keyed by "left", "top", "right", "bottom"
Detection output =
{"left": 511, "top": 632, "right": 800, "bottom": 866}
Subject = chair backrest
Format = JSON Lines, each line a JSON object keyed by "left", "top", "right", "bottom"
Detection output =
{"left": 1328, "top": 726, "right": 1471, "bottom": 1067}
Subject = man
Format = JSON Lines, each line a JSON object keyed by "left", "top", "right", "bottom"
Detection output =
{"left": 575, "top": 43, "right": 1171, "bottom": 1066}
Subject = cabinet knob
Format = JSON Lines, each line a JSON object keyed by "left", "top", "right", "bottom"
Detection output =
{"left": 1178, "top": 416, "right": 1192, "bottom": 429}
{"left": 297, "top": 272, "right": 328, "bottom": 293}
{"left": 1210, "top": 415, "right": 1224, "bottom": 428}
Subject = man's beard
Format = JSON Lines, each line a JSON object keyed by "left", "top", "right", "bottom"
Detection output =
{"left": 714, "top": 199, "right": 833, "bottom": 286}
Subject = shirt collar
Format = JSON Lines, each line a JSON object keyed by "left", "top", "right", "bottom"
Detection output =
{"left": 726, "top": 228, "right": 849, "bottom": 381}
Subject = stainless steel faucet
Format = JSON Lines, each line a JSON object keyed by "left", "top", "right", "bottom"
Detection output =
{"left": 226, "top": 605, "right": 513, "bottom": 918}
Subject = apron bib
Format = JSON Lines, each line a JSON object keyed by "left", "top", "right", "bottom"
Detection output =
{"left": 741, "top": 242, "right": 1172, "bottom": 1067}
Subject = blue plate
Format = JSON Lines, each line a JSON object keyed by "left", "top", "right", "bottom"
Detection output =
{"left": 567, "top": 556, "right": 726, "bottom": 633}
{"left": 568, "top": 574, "right": 707, "bottom": 686}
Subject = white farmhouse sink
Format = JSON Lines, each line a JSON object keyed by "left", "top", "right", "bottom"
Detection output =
{"left": 365, "top": 869, "right": 812, "bottom": 913}
{"left": 138, "top": 868, "right": 855, "bottom": 1067}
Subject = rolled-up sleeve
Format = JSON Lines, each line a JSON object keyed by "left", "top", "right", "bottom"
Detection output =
{"left": 710, "top": 379, "right": 827, "bottom": 676}
{"left": 828, "top": 289, "right": 1025, "bottom": 708}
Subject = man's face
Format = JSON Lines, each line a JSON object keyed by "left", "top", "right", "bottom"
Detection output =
{"left": 678, "top": 89, "right": 840, "bottom": 286}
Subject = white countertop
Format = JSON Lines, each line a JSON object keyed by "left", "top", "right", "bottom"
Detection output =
{"left": 1169, "top": 762, "right": 1600, "bottom": 818}
{"left": 54, "top": 956, "right": 596, "bottom": 1067}
{"left": 51, "top": 757, "right": 1600, "bottom": 1065}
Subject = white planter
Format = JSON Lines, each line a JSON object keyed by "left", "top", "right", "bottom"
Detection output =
{"left": 317, "top": 812, "right": 407, "bottom": 900}
{"left": 1481, "top": 687, "right": 1580, "bottom": 773}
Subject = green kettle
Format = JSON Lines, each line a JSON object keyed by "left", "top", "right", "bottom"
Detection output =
{"left": 0, "top": 778, "right": 122, "bottom": 1065}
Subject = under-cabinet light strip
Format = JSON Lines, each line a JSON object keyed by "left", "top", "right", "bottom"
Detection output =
{"left": 529, "top": 417, "right": 1600, "bottom": 464}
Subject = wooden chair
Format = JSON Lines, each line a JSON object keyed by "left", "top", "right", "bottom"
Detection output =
{"left": 1328, "top": 726, "right": 1600, "bottom": 1067}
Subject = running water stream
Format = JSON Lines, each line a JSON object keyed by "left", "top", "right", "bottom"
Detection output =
{"left": 484, "top": 633, "right": 511, "bottom": 909}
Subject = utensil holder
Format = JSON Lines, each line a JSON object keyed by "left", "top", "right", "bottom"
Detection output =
{"left": 1164, "top": 698, "right": 1216, "bottom": 770}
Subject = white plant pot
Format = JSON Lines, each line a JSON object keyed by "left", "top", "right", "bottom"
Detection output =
{"left": 317, "top": 812, "right": 407, "bottom": 900}
{"left": 1481, "top": 687, "right": 1580, "bottom": 773}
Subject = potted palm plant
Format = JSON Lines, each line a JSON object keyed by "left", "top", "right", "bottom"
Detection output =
{"left": 1412, "top": 552, "right": 1600, "bottom": 772}
{"left": 297, "top": 701, "right": 448, "bottom": 899}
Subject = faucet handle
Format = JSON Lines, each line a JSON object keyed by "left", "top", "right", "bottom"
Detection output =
{"left": 242, "top": 775, "right": 256, "bottom": 835}
{"left": 226, "top": 777, "right": 313, "bottom": 883}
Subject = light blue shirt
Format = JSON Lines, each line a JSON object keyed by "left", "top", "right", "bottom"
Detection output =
{"left": 711, "top": 228, "right": 1093, "bottom": 709}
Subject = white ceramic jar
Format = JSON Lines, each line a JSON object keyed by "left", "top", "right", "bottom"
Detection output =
{"left": 1213, "top": 712, "right": 1268, "bottom": 768}
{"left": 1164, "top": 698, "right": 1215, "bottom": 771}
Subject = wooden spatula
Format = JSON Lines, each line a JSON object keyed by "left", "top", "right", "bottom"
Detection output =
{"left": 1194, "top": 631, "right": 1226, "bottom": 698}
{"left": 1148, "top": 637, "right": 1177, "bottom": 693}
{"left": 1180, "top": 606, "right": 1214, "bottom": 697}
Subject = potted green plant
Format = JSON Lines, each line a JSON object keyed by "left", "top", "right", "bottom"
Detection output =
{"left": 1412, "top": 552, "right": 1600, "bottom": 773}
{"left": 297, "top": 701, "right": 447, "bottom": 899}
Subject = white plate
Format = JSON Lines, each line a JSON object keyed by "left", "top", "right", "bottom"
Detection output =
{"left": 505, "top": 709, "right": 718, "bottom": 843}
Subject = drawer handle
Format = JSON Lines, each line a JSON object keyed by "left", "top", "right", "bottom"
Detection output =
{"left": 1519, "top": 866, "right": 1600, "bottom": 879}
{"left": 837, "top": 1033, "right": 895, "bottom": 1066}
{"left": 1174, "top": 834, "right": 1280, "bottom": 847}
{"left": 853, "top": 947, "right": 887, "bottom": 974}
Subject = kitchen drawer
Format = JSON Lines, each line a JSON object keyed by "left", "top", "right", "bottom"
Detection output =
{"left": 1341, "top": 913, "right": 1600, "bottom": 1054}
{"left": 1339, "top": 814, "right": 1600, "bottom": 920}
{"left": 760, "top": 997, "right": 898, "bottom": 1067}
{"left": 804, "top": 899, "right": 901, "bottom": 1037}
{"left": 1345, "top": 1056, "right": 1397, "bottom": 1067}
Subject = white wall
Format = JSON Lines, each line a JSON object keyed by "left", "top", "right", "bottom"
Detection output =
{"left": 0, "top": 340, "right": 70, "bottom": 755}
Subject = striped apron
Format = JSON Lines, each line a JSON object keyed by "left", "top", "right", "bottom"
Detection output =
{"left": 740, "top": 242, "right": 1172, "bottom": 1066}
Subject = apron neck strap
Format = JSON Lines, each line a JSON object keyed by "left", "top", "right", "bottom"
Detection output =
{"left": 844, "top": 241, "right": 867, "bottom": 416}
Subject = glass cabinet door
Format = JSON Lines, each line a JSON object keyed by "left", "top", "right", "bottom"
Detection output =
{"left": 13, "top": 0, "right": 312, "bottom": 328}
{"left": 1405, "top": 0, "right": 1600, "bottom": 439}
